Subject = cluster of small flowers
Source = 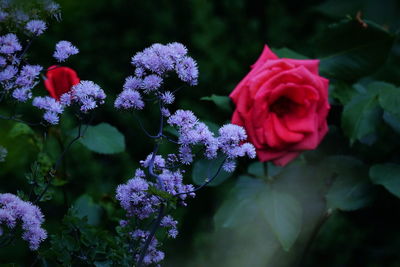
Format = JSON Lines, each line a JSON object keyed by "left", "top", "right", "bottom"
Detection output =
{"left": 0, "top": 0, "right": 60, "bottom": 27}
{"left": 168, "top": 109, "right": 256, "bottom": 171}
{"left": 114, "top": 42, "right": 198, "bottom": 111}
{"left": 0, "top": 193, "right": 47, "bottom": 250}
{"left": 116, "top": 154, "right": 189, "bottom": 265}
{"left": 32, "top": 80, "right": 106, "bottom": 124}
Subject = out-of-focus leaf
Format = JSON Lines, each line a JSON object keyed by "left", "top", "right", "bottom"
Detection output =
{"left": 192, "top": 154, "right": 233, "bottom": 186}
{"left": 341, "top": 91, "right": 381, "bottom": 144}
{"left": 272, "top": 47, "right": 308, "bottom": 59}
{"left": 8, "top": 122, "right": 34, "bottom": 138}
{"left": 319, "top": 18, "right": 394, "bottom": 81}
{"left": 370, "top": 163, "right": 400, "bottom": 198}
{"left": 247, "top": 162, "right": 264, "bottom": 177}
{"left": 201, "top": 94, "right": 232, "bottom": 112}
{"left": 0, "top": 145, "right": 7, "bottom": 162}
{"left": 330, "top": 82, "right": 357, "bottom": 105}
{"left": 378, "top": 82, "right": 400, "bottom": 120}
{"left": 214, "top": 176, "right": 266, "bottom": 228}
{"left": 73, "top": 195, "right": 102, "bottom": 226}
{"left": 383, "top": 111, "right": 400, "bottom": 134}
{"left": 76, "top": 123, "right": 126, "bottom": 154}
{"left": 325, "top": 156, "right": 374, "bottom": 211}
{"left": 259, "top": 187, "right": 303, "bottom": 252}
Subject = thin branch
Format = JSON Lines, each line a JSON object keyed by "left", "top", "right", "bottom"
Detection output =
{"left": 136, "top": 205, "right": 165, "bottom": 267}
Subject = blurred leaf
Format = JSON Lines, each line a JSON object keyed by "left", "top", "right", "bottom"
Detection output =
{"left": 78, "top": 123, "right": 126, "bottom": 154}
{"left": 383, "top": 111, "right": 400, "bottom": 134}
{"left": 192, "top": 154, "right": 233, "bottom": 186}
{"left": 272, "top": 47, "right": 308, "bottom": 59}
{"left": 326, "top": 156, "right": 374, "bottom": 211}
{"left": 200, "top": 94, "right": 232, "bottom": 112}
{"left": 73, "top": 195, "right": 102, "bottom": 226}
{"left": 8, "top": 122, "right": 34, "bottom": 138}
{"left": 259, "top": 187, "right": 303, "bottom": 251}
{"left": 319, "top": 18, "right": 394, "bottom": 81}
{"left": 214, "top": 176, "right": 266, "bottom": 228}
{"left": 370, "top": 163, "right": 400, "bottom": 198}
{"left": 378, "top": 82, "right": 400, "bottom": 120}
{"left": 248, "top": 162, "right": 264, "bottom": 177}
{"left": 0, "top": 145, "right": 7, "bottom": 162}
{"left": 330, "top": 82, "right": 357, "bottom": 105}
{"left": 94, "top": 261, "right": 112, "bottom": 267}
{"left": 341, "top": 90, "right": 381, "bottom": 144}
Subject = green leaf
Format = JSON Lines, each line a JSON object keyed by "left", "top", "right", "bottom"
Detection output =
{"left": 259, "top": 187, "right": 303, "bottom": 251}
{"left": 214, "top": 176, "right": 266, "bottom": 228}
{"left": 272, "top": 47, "right": 308, "bottom": 59}
{"left": 192, "top": 154, "right": 233, "bottom": 186}
{"left": 330, "top": 82, "right": 357, "bottom": 105}
{"left": 73, "top": 195, "right": 102, "bottom": 226}
{"left": 247, "top": 162, "right": 264, "bottom": 177}
{"left": 383, "top": 111, "right": 400, "bottom": 134}
{"left": 378, "top": 82, "right": 400, "bottom": 120}
{"left": 325, "top": 156, "right": 374, "bottom": 211}
{"left": 8, "top": 122, "right": 34, "bottom": 138}
{"left": 341, "top": 91, "right": 381, "bottom": 144}
{"left": 319, "top": 18, "right": 394, "bottom": 81}
{"left": 200, "top": 94, "right": 232, "bottom": 112}
{"left": 370, "top": 163, "right": 400, "bottom": 198}
{"left": 77, "top": 123, "right": 125, "bottom": 154}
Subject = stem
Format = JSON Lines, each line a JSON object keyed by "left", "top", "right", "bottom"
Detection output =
{"left": 136, "top": 205, "right": 165, "bottom": 267}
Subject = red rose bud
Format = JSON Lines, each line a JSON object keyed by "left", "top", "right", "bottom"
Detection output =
{"left": 44, "top": 65, "right": 80, "bottom": 100}
{"left": 230, "top": 45, "right": 330, "bottom": 166}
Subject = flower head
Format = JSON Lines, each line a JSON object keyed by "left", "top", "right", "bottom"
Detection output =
{"left": 53, "top": 41, "right": 79, "bottom": 62}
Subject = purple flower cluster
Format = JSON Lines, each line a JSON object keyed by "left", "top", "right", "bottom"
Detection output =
{"left": 53, "top": 41, "right": 79, "bottom": 62}
{"left": 25, "top": 20, "right": 47, "bottom": 36}
{"left": 131, "top": 230, "right": 164, "bottom": 265}
{"left": 61, "top": 80, "right": 106, "bottom": 112}
{"left": 168, "top": 109, "right": 256, "bottom": 170}
{"left": 114, "top": 42, "right": 198, "bottom": 110}
{"left": 32, "top": 96, "right": 64, "bottom": 124}
{"left": 0, "top": 193, "right": 47, "bottom": 250}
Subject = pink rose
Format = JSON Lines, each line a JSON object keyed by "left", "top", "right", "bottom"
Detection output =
{"left": 230, "top": 45, "right": 330, "bottom": 166}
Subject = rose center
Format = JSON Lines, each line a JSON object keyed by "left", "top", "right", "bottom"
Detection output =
{"left": 269, "top": 97, "right": 299, "bottom": 117}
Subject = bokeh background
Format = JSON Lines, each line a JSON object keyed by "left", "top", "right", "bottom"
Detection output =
{"left": 1, "top": 0, "right": 400, "bottom": 266}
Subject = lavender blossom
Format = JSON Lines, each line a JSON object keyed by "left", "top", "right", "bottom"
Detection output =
{"left": 123, "top": 76, "right": 142, "bottom": 90}
{"left": 15, "top": 64, "right": 42, "bottom": 87}
{"left": 132, "top": 230, "right": 165, "bottom": 265}
{"left": 53, "top": 41, "right": 79, "bottom": 62}
{"left": 176, "top": 56, "right": 199, "bottom": 86}
{"left": 32, "top": 96, "right": 64, "bottom": 124}
{"left": 0, "top": 10, "right": 7, "bottom": 21}
{"left": 12, "top": 87, "right": 32, "bottom": 102}
{"left": 0, "top": 33, "right": 22, "bottom": 55}
{"left": 0, "top": 193, "right": 47, "bottom": 250}
{"left": 141, "top": 74, "right": 163, "bottom": 92}
{"left": 160, "top": 91, "right": 174, "bottom": 105}
{"left": 64, "top": 80, "right": 106, "bottom": 112}
{"left": 114, "top": 89, "right": 144, "bottom": 110}
{"left": 25, "top": 20, "right": 47, "bottom": 36}
{"left": 0, "top": 65, "right": 17, "bottom": 82}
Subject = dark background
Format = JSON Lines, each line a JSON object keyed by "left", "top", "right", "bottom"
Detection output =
{"left": 1, "top": 0, "right": 400, "bottom": 266}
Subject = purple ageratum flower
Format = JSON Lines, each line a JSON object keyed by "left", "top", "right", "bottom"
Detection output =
{"left": 12, "top": 87, "right": 32, "bottom": 102}
{"left": 132, "top": 230, "right": 165, "bottom": 265}
{"left": 114, "top": 89, "right": 144, "bottom": 110}
{"left": 0, "top": 193, "right": 47, "bottom": 250}
{"left": 176, "top": 56, "right": 198, "bottom": 86}
{"left": 160, "top": 215, "right": 178, "bottom": 238}
{"left": 53, "top": 41, "right": 79, "bottom": 62}
{"left": 0, "top": 56, "right": 6, "bottom": 67}
{"left": 222, "top": 160, "right": 236, "bottom": 173}
{"left": 15, "top": 64, "right": 43, "bottom": 87}
{"left": 123, "top": 76, "right": 142, "bottom": 90}
{"left": 158, "top": 169, "right": 195, "bottom": 200}
{"left": 140, "top": 153, "right": 166, "bottom": 170}
{"left": 217, "top": 124, "right": 256, "bottom": 161}
{"left": 0, "top": 33, "right": 22, "bottom": 55}
{"left": 32, "top": 96, "right": 64, "bottom": 124}
{"left": 65, "top": 80, "right": 106, "bottom": 112}
{"left": 141, "top": 74, "right": 163, "bottom": 92}
{"left": 167, "top": 109, "right": 197, "bottom": 129}
{"left": 116, "top": 175, "right": 160, "bottom": 220}
{"left": 0, "top": 65, "right": 17, "bottom": 82}
{"left": 25, "top": 20, "right": 47, "bottom": 36}
{"left": 160, "top": 91, "right": 174, "bottom": 105}
{"left": 161, "top": 107, "right": 170, "bottom": 117}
